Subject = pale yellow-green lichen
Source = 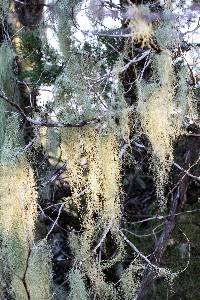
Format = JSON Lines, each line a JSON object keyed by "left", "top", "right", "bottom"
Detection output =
{"left": 137, "top": 52, "right": 177, "bottom": 208}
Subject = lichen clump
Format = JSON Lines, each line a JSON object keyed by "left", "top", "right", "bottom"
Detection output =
{"left": 138, "top": 52, "right": 179, "bottom": 207}
{"left": 61, "top": 126, "right": 121, "bottom": 226}
{"left": 128, "top": 5, "right": 153, "bottom": 47}
{"left": 61, "top": 126, "right": 140, "bottom": 298}
{"left": 0, "top": 159, "right": 52, "bottom": 299}
{"left": 137, "top": 49, "right": 197, "bottom": 208}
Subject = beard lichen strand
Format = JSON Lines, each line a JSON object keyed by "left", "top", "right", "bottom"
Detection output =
{"left": 130, "top": 18, "right": 153, "bottom": 48}
{"left": 61, "top": 126, "right": 125, "bottom": 298}
{"left": 111, "top": 58, "right": 131, "bottom": 143}
{"left": 82, "top": 127, "right": 102, "bottom": 222}
{"left": 0, "top": 161, "right": 37, "bottom": 246}
{"left": 119, "top": 259, "right": 143, "bottom": 300}
{"left": 0, "top": 44, "right": 17, "bottom": 99}
{"left": 61, "top": 126, "right": 121, "bottom": 223}
{"left": 0, "top": 159, "right": 37, "bottom": 294}
{"left": 68, "top": 268, "right": 89, "bottom": 300}
{"left": 85, "top": 261, "right": 118, "bottom": 300}
{"left": 127, "top": 4, "right": 153, "bottom": 48}
{"left": 98, "top": 131, "right": 121, "bottom": 219}
{"left": 137, "top": 52, "right": 178, "bottom": 208}
{"left": 61, "top": 127, "right": 86, "bottom": 203}
{"left": 176, "top": 66, "right": 198, "bottom": 124}
{"left": 25, "top": 241, "right": 52, "bottom": 300}
{"left": 0, "top": 159, "right": 52, "bottom": 299}
{"left": 0, "top": 17, "right": 53, "bottom": 300}
{"left": 138, "top": 50, "right": 198, "bottom": 209}
{"left": 0, "top": 44, "right": 19, "bottom": 151}
{"left": 68, "top": 259, "right": 119, "bottom": 300}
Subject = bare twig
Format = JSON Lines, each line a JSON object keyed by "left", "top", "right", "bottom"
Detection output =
{"left": 45, "top": 203, "right": 65, "bottom": 239}
{"left": 114, "top": 50, "right": 151, "bottom": 74}
{"left": 38, "top": 204, "right": 69, "bottom": 234}
{"left": 173, "top": 161, "right": 200, "bottom": 182}
{"left": 93, "top": 218, "right": 114, "bottom": 253}
{"left": 120, "top": 230, "right": 160, "bottom": 271}
{"left": 121, "top": 225, "right": 163, "bottom": 238}
{"left": 124, "top": 208, "right": 200, "bottom": 225}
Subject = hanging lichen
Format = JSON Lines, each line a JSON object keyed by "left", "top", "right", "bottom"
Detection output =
{"left": 112, "top": 58, "right": 131, "bottom": 142}
{"left": 0, "top": 113, "right": 23, "bottom": 164}
{"left": 54, "top": 0, "right": 81, "bottom": 58}
{"left": 175, "top": 65, "right": 198, "bottom": 124}
{"left": 0, "top": 158, "right": 36, "bottom": 281}
{"left": 0, "top": 153, "right": 53, "bottom": 297}
{"left": 61, "top": 126, "right": 121, "bottom": 225}
{"left": 60, "top": 124, "right": 141, "bottom": 298}
{"left": 0, "top": 44, "right": 19, "bottom": 151}
{"left": 68, "top": 268, "right": 89, "bottom": 300}
{"left": 134, "top": 3, "right": 200, "bottom": 209}
{"left": 119, "top": 259, "right": 143, "bottom": 300}
{"left": 137, "top": 46, "right": 197, "bottom": 209}
{"left": 26, "top": 241, "right": 52, "bottom": 300}
{"left": 127, "top": 5, "right": 153, "bottom": 48}
{"left": 0, "top": 0, "right": 10, "bottom": 20}
{"left": 42, "top": 0, "right": 153, "bottom": 297}
{"left": 137, "top": 51, "right": 178, "bottom": 208}
{"left": 0, "top": 43, "right": 17, "bottom": 97}
{"left": 0, "top": 107, "right": 52, "bottom": 300}
{"left": 69, "top": 234, "right": 119, "bottom": 299}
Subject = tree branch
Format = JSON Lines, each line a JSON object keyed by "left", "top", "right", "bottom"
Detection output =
{"left": 134, "top": 133, "right": 200, "bottom": 300}
{"left": 0, "top": 93, "right": 100, "bottom": 128}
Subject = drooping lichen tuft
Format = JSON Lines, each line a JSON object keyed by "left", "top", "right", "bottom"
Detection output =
{"left": 61, "top": 125, "right": 127, "bottom": 298}
{"left": 128, "top": 5, "right": 153, "bottom": 47}
{"left": 61, "top": 126, "right": 121, "bottom": 226}
{"left": 0, "top": 43, "right": 18, "bottom": 98}
{"left": 137, "top": 47, "right": 198, "bottom": 209}
{"left": 137, "top": 52, "right": 179, "bottom": 208}
{"left": 0, "top": 159, "right": 37, "bottom": 289}
{"left": 26, "top": 241, "right": 52, "bottom": 300}
{"left": 119, "top": 259, "right": 143, "bottom": 300}
{"left": 68, "top": 268, "right": 89, "bottom": 300}
{"left": 0, "top": 114, "right": 52, "bottom": 298}
{"left": 0, "top": 44, "right": 19, "bottom": 151}
{"left": 1, "top": 113, "right": 23, "bottom": 164}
